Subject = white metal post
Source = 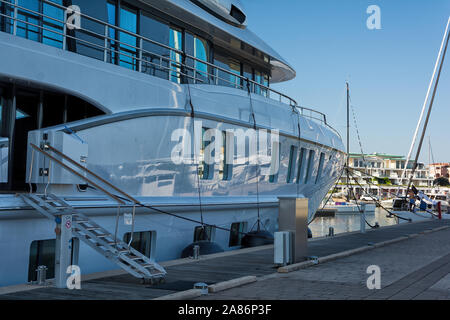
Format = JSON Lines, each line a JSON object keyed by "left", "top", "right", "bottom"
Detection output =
{"left": 104, "top": 25, "right": 109, "bottom": 63}
{"left": 55, "top": 214, "right": 73, "bottom": 289}
{"left": 12, "top": 0, "right": 18, "bottom": 36}
{"left": 62, "top": 18, "right": 67, "bottom": 51}
{"left": 138, "top": 38, "right": 143, "bottom": 72}
{"left": 360, "top": 203, "right": 366, "bottom": 233}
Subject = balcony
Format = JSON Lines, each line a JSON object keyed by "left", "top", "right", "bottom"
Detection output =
{"left": 0, "top": 0, "right": 343, "bottom": 136}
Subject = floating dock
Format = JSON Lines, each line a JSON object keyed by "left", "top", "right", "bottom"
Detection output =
{"left": 1, "top": 220, "right": 449, "bottom": 300}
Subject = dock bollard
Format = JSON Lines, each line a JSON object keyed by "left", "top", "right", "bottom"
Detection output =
{"left": 328, "top": 227, "right": 335, "bottom": 237}
{"left": 36, "top": 265, "right": 48, "bottom": 285}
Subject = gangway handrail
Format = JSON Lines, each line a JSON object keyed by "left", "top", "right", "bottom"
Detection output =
{"left": 45, "top": 143, "right": 139, "bottom": 205}
{"left": 29, "top": 143, "right": 129, "bottom": 205}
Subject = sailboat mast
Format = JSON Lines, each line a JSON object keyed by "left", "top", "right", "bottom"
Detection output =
{"left": 346, "top": 82, "right": 350, "bottom": 171}
{"left": 399, "top": 17, "right": 450, "bottom": 193}
{"left": 406, "top": 17, "right": 450, "bottom": 194}
{"left": 346, "top": 82, "right": 350, "bottom": 200}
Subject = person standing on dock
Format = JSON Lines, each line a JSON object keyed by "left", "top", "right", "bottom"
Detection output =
{"left": 408, "top": 190, "right": 417, "bottom": 212}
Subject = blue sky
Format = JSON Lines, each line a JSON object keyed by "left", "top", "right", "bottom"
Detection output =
{"left": 244, "top": 0, "right": 450, "bottom": 164}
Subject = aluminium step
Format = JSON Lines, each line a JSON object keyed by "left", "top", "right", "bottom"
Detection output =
{"left": 19, "top": 193, "right": 167, "bottom": 280}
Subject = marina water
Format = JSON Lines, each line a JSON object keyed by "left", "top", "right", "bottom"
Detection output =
{"left": 309, "top": 207, "right": 401, "bottom": 238}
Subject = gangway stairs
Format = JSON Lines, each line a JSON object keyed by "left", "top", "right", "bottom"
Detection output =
{"left": 22, "top": 140, "right": 167, "bottom": 284}
{"left": 19, "top": 193, "right": 166, "bottom": 282}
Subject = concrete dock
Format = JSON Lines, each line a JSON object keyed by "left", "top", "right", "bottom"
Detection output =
{"left": 1, "top": 219, "right": 450, "bottom": 300}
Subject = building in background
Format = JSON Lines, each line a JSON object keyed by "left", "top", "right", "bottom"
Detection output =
{"left": 338, "top": 153, "right": 435, "bottom": 200}
{"left": 429, "top": 163, "right": 450, "bottom": 180}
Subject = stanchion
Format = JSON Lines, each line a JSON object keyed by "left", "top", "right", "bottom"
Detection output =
{"left": 437, "top": 202, "right": 442, "bottom": 220}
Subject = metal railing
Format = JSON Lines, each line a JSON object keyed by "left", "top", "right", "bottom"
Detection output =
{"left": 0, "top": 0, "right": 340, "bottom": 133}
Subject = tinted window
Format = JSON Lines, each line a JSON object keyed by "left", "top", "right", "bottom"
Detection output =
{"left": 194, "top": 225, "right": 214, "bottom": 242}
{"left": 42, "top": 0, "right": 64, "bottom": 48}
{"left": 219, "top": 131, "right": 233, "bottom": 181}
{"left": 123, "top": 231, "right": 153, "bottom": 258}
{"left": 72, "top": 0, "right": 109, "bottom": 60}
{"left": 269, "top": 142, "right": 280, "bottom": 183}
{"left": 199, "top": 127, "right": 214, "bottom": 180}
{"left": 118, "top": 3, "right": 137, "bottom": 70}
{"left": 214, "top": 51, "right": 241, "bottom": 88}
{"left": 287, "top": 146, "right": 298, "bottom": 183}
{"left": 305, "top": 150, "right": 315, "bottom": 184}
{"left": 16, "top": 0, "right": 41, "bottom": 42}
{"left": 297, "top": 148, "right": 306, "bottom": 184}
{"left": 316, "top": 152, "right": 325, "bottom": 184}
{"left": 140, "top": 11, "right": 170, "bottom": 79}
{"left": 229, "top": 222, "right": 246, "bottom": 247}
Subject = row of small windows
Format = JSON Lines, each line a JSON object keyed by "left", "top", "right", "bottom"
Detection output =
{"left": 194, "top": 222, "right": 246, "bottom": 247}
{"left": 27, "top": 222, "right": 248, "bottom": 281}
{"left": 287, "top": 146, "right": 326, "bottom": 185}
{"left": 198, "top": 128, "right": 327, "bottom": 185}
{"left": 0, "top": 0, "right": 271, "bottom": 94}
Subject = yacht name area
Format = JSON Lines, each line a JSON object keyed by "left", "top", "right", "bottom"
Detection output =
{"left": 171, "top": 120, "right": 281, "bottom": 175}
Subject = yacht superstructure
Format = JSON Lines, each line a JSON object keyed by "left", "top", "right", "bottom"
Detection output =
{"left": 0, "top": 0, "right": 345, "bottom": 287}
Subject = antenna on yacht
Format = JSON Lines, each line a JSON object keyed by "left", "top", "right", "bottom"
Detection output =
{"left": 406, "top": 17, "right": 450, "bottom": 196}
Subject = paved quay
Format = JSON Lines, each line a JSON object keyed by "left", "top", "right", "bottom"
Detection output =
{"left": 198, "top": 226, "right": 450, "bottom": 300}
{"left": 1, "top": 219, "right": 449, "bottom": 300}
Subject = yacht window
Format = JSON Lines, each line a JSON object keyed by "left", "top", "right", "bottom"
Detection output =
{"left": 107, "top": 1, "right": 117, "bottom": 63}
{"left": 254, "top": 70, "right": 262, "bottom": 94}
{"left": 28, "top": 239, "right": 55, "bottom": 282}
{"left": 169, "top": 27, "right": 183, "bottom": 83}
{"left": 28, "top": 238, "right": 78, "bottom": 282}
{"left": 140, "top": 11, "right": 170, "bottom": 79}
{"left": 262, "top": 73, "right": 270, "bottom": 97}
{"left": 253, "top": 70, "right": 270, "bottom": 96}
{"left": 213, "top": 52, "right": 241, "bottom": 88}
{"left": 199, "top": 127, "right": 214, "bottom": 180}
{"left": 194, "top": 225, "right": 215, "bottom": 242}
{"left": 16, "top": 0, "right": 41, "bottom": 42}
{"left": 219, "top": 131, "right": 233, "bottom": 181}
{"left": 0, "top": 1, "right": 13, "bottom": 33}
{"left": 118, "top": 3, "right": 138, "bottom": 70}
{"left": 229, "top": 58, "right": 242, "bottom": 88}
{"left": 269, "top": 142, "right": 280, "bottom": 183}
{"left": 186, "top": 33, "right": 210, "bottom": 84}
{"left": 15, "top": 108, "right": 30, "bottom": 120}
{"left": 297, "top": 148, "right": 306, "bottom": 184}
{"left": 316, "top": 152, "right": 325, "bottom": 184}
{"left": 229, "top": 222, "right": 247, "bottom": 247}
{"left": 42, "top": 0, "right": 64, "bottom": 48}
{"left": 304, "top": 150, "right": 315, "bottom": 184}
{"left": 287, "top": 145, "right": 298, "bottom": 183}
{"left": 71, "top": 0, "right": 109, "bottom": 60}
{"left": 242, "top": 64, "right": 253, "bottom": 89}
{"left": 123, "top": 231, "right": 154, "bottom": 259}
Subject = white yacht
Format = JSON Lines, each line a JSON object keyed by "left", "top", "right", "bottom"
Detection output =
{"left": 0, "top": 0, "right": 345, "bottom": 287}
